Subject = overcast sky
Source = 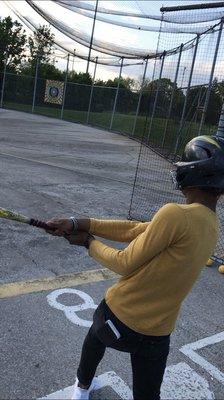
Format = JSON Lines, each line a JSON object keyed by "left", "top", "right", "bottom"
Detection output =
{"left": 1, "top": 0, "right": 222, "bottom": 83}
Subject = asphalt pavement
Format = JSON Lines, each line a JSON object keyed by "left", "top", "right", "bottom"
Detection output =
{"left": 0, "top": 109, "right": 223, "bottom": 400}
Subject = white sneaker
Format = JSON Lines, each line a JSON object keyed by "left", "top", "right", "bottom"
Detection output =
{"left": 71, "top": 377, "right": 97, "bottom": 400}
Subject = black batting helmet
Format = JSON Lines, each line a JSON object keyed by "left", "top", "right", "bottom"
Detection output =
{"left": 171, "top": 135, "right": 224, "bottom": 190}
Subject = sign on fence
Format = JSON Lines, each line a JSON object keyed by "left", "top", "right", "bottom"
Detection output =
{"left": 44, "top": 80, "right": 64, "bottom": 104}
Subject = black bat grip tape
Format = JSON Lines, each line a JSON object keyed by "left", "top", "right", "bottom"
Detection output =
{"left": 29, "top": 219, "right": 50, "bottom": 230}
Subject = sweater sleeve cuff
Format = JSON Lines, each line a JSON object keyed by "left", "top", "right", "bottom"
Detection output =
{"left": 89, "top": 218, "right": 98, "bottom": 234}
{"left": 88, "top": 238, "right": 106, "bottom": 256}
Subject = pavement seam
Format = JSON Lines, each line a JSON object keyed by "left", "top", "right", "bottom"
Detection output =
{"left": 0, "top": 268, "right": 117, "bottom": 299}
{"left": 0, "top": 152, "right": 132, "bottom": 186}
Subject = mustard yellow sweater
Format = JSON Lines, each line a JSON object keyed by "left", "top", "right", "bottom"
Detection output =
{"left": 89, "top": 203, "right": 218, "bottom": 336}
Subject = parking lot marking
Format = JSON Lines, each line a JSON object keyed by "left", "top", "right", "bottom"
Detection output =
{"left": 0, "top": 268, "right": 116, "bottom": 299}
{"left": 39, "top": 362, "right": 214, "bottom": 400}
{"left": 45, "top": 289, "right": 215, "bottom": 399}
{"left": 47, "top": 288, "right": 97, "bottom": 327}
{"left": 39, "top": 371, "right": 133, "bottom": 400}
{"left": 180, "top": 331, "right": 224, "bottom": 384}
{"left": 161, "top": 362, "right": 214, "bottom": 399}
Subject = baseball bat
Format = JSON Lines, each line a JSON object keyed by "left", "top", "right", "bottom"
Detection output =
{"left": 0, "top": 207, "right": 50, "bottom": 230}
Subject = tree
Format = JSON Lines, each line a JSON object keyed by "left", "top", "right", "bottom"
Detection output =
{"left": 21, "top": 62, "right": 63, "bottom": 80}
{"left": 0, "top": 16, "right": 26, "bottom": 72}
{"left": 28, "top": 25, "right": 55, "bottom": 71}
{"left": 94, "top": 79, "right": 105, "bottom": 87}
{"left": 187, "top": 79, "right": 223, "bottom": 126}
{"left": 105, "top": 77, "right": 135, "bottom": 90}
{"left": 67, "top": 71, "right": 92, "bottom": 85}
{"left": 139, "top": 78, "right": 185, "bottom": 118}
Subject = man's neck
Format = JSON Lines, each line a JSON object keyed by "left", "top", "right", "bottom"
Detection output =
{"left": 184, "top": 190, "right": 218, "bottom": 212}
{"left": 186, "top": 199, "right": 216, "bottom": 212}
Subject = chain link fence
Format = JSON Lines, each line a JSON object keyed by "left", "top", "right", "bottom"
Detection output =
{"left": 0, "top": 53, "right": 152, "bottom": 137}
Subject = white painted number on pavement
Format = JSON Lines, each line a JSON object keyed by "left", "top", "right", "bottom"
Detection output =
{"left": 45, "top": 288, "right": 224, "bottom": 399}
{"left": 47, "top": 288, "right": 97, "bottom": 327}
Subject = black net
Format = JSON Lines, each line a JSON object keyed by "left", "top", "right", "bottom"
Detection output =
{"left": 129, "top": 145, "right": 184, "bottom": 222}
{"left": 2, "top": 2, "right": 224, "bottom": 262}
{"left": 111, "top": 87, "right": 138, "bottom": 134}
{"left": 3, "top": 73, "right": 34, "bottom": 113}
{"left": 64, "top": 82, "right": 91, "bottom": 124}
{"left": 88, "top": 85, "right": 117, "bottom": 129}
{"left": 129, "top": 8, "right": 224, "bottom": 262}
{"left": 0, "top": 72, "right": 3, "bottom": 105}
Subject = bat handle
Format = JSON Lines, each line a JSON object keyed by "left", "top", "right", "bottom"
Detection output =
{"left": 29, "top": 219, "right": 52, "bottom": 230}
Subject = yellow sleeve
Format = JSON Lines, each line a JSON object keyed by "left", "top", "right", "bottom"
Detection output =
{"left": 89, "top": 218, "right": 149, "bottom": 242}
{"left": 89, "top": 204, "right": 187, "bottom": 276}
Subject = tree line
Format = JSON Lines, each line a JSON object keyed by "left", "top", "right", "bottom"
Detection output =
{"left": 0, "top": 16, "right": 223, "bottom": 125}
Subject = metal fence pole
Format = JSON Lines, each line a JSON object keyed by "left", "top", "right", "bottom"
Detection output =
{"left": 198, "top": 18, "right": 224, "bottom": 135}
{"left": 110, "top": 57, "right": 124, "bottom": 131}
{"left": 87, "top": 57, "right": 98, "bottom": 124}
{"left": 132, "top": 58, "right": 148, "bottom": 136}
{"left": 32, "top": 56, "right": 39, "bottom": 113}
{"left": 0, "top": 52, "right": 8, "bottom": 108}
{"left": 174, "top": 34, "right": 200, "bottom": 154}
{"left": 146, "top": 51, "right": 166, "bottom": 142}
{"left": 61, "top": 53, "right": 70, "bottom": 119}
{"left": 161, "top": 44, "right": 183, "bottom": 148}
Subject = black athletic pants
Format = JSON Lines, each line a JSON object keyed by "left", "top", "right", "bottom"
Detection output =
{"left": 77, "top": 299, "right": 170, "bottom": 400}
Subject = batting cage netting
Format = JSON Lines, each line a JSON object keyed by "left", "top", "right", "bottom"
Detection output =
{"left": 2, "top": 1, "right": 224, "bottom": 263}
{"left": 129, "top": 3, "right": 224, "bottom": 263}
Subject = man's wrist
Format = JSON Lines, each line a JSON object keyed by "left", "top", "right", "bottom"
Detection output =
{"left": 69, "top": 218, "right": 91, "bottom": 233}
{"left": 70, "top": 217, "right": 79, "bottom": 232}
{"left": 84, "top": 234, "right": 95, "bottom": 249}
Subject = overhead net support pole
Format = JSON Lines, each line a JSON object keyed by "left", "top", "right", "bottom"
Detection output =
{"left": 162, "top": 43, "right": 183, "bottom": 149}
{"left": 146, "top": 51, "right": 166, "bottom": 142}
{"left": 87, "top": 57, "right": 98, "bottom": 124}
{"left": 132, "top": 58, "right": 149, "bottom": 136}
{"left": 198, "top": 18, "right": 224, "bottom": 135}
{"left": 110, "top": 57, "right": 124, "bottom": 131}
{"left": 174, "top": 34, "right": 200, "bottom": 155}
{"left": 161, "top": 2, "right": 224, "bottom": 12}
{"left": 61, "top": 53, "right": 70, "bottom": 119}
{"left": 86, "top": 0, "right": 98, "bottom": 74}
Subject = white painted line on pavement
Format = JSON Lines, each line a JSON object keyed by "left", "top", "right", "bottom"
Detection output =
{"left": 39, "top": 362, "right": 214, "bottom": 400}
{"left": 39, "top": 371, "right": 132, "bottom": 400}
{"left": 180, "top": 331, "right": 224, "bottom": 385}
{"left": 161, "top": 362, "right": 214, "bottom": 400}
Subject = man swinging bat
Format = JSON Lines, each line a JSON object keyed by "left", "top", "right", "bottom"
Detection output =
{"left": 45, "top": 135, "right": 224, "bottom": 400}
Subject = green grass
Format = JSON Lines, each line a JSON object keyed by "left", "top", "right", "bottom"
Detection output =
{"left": 4, "top": 102, "right": 140, "bottom": 133}
{"left": 3, "top": 101, "right": 216, "bottom": 157}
